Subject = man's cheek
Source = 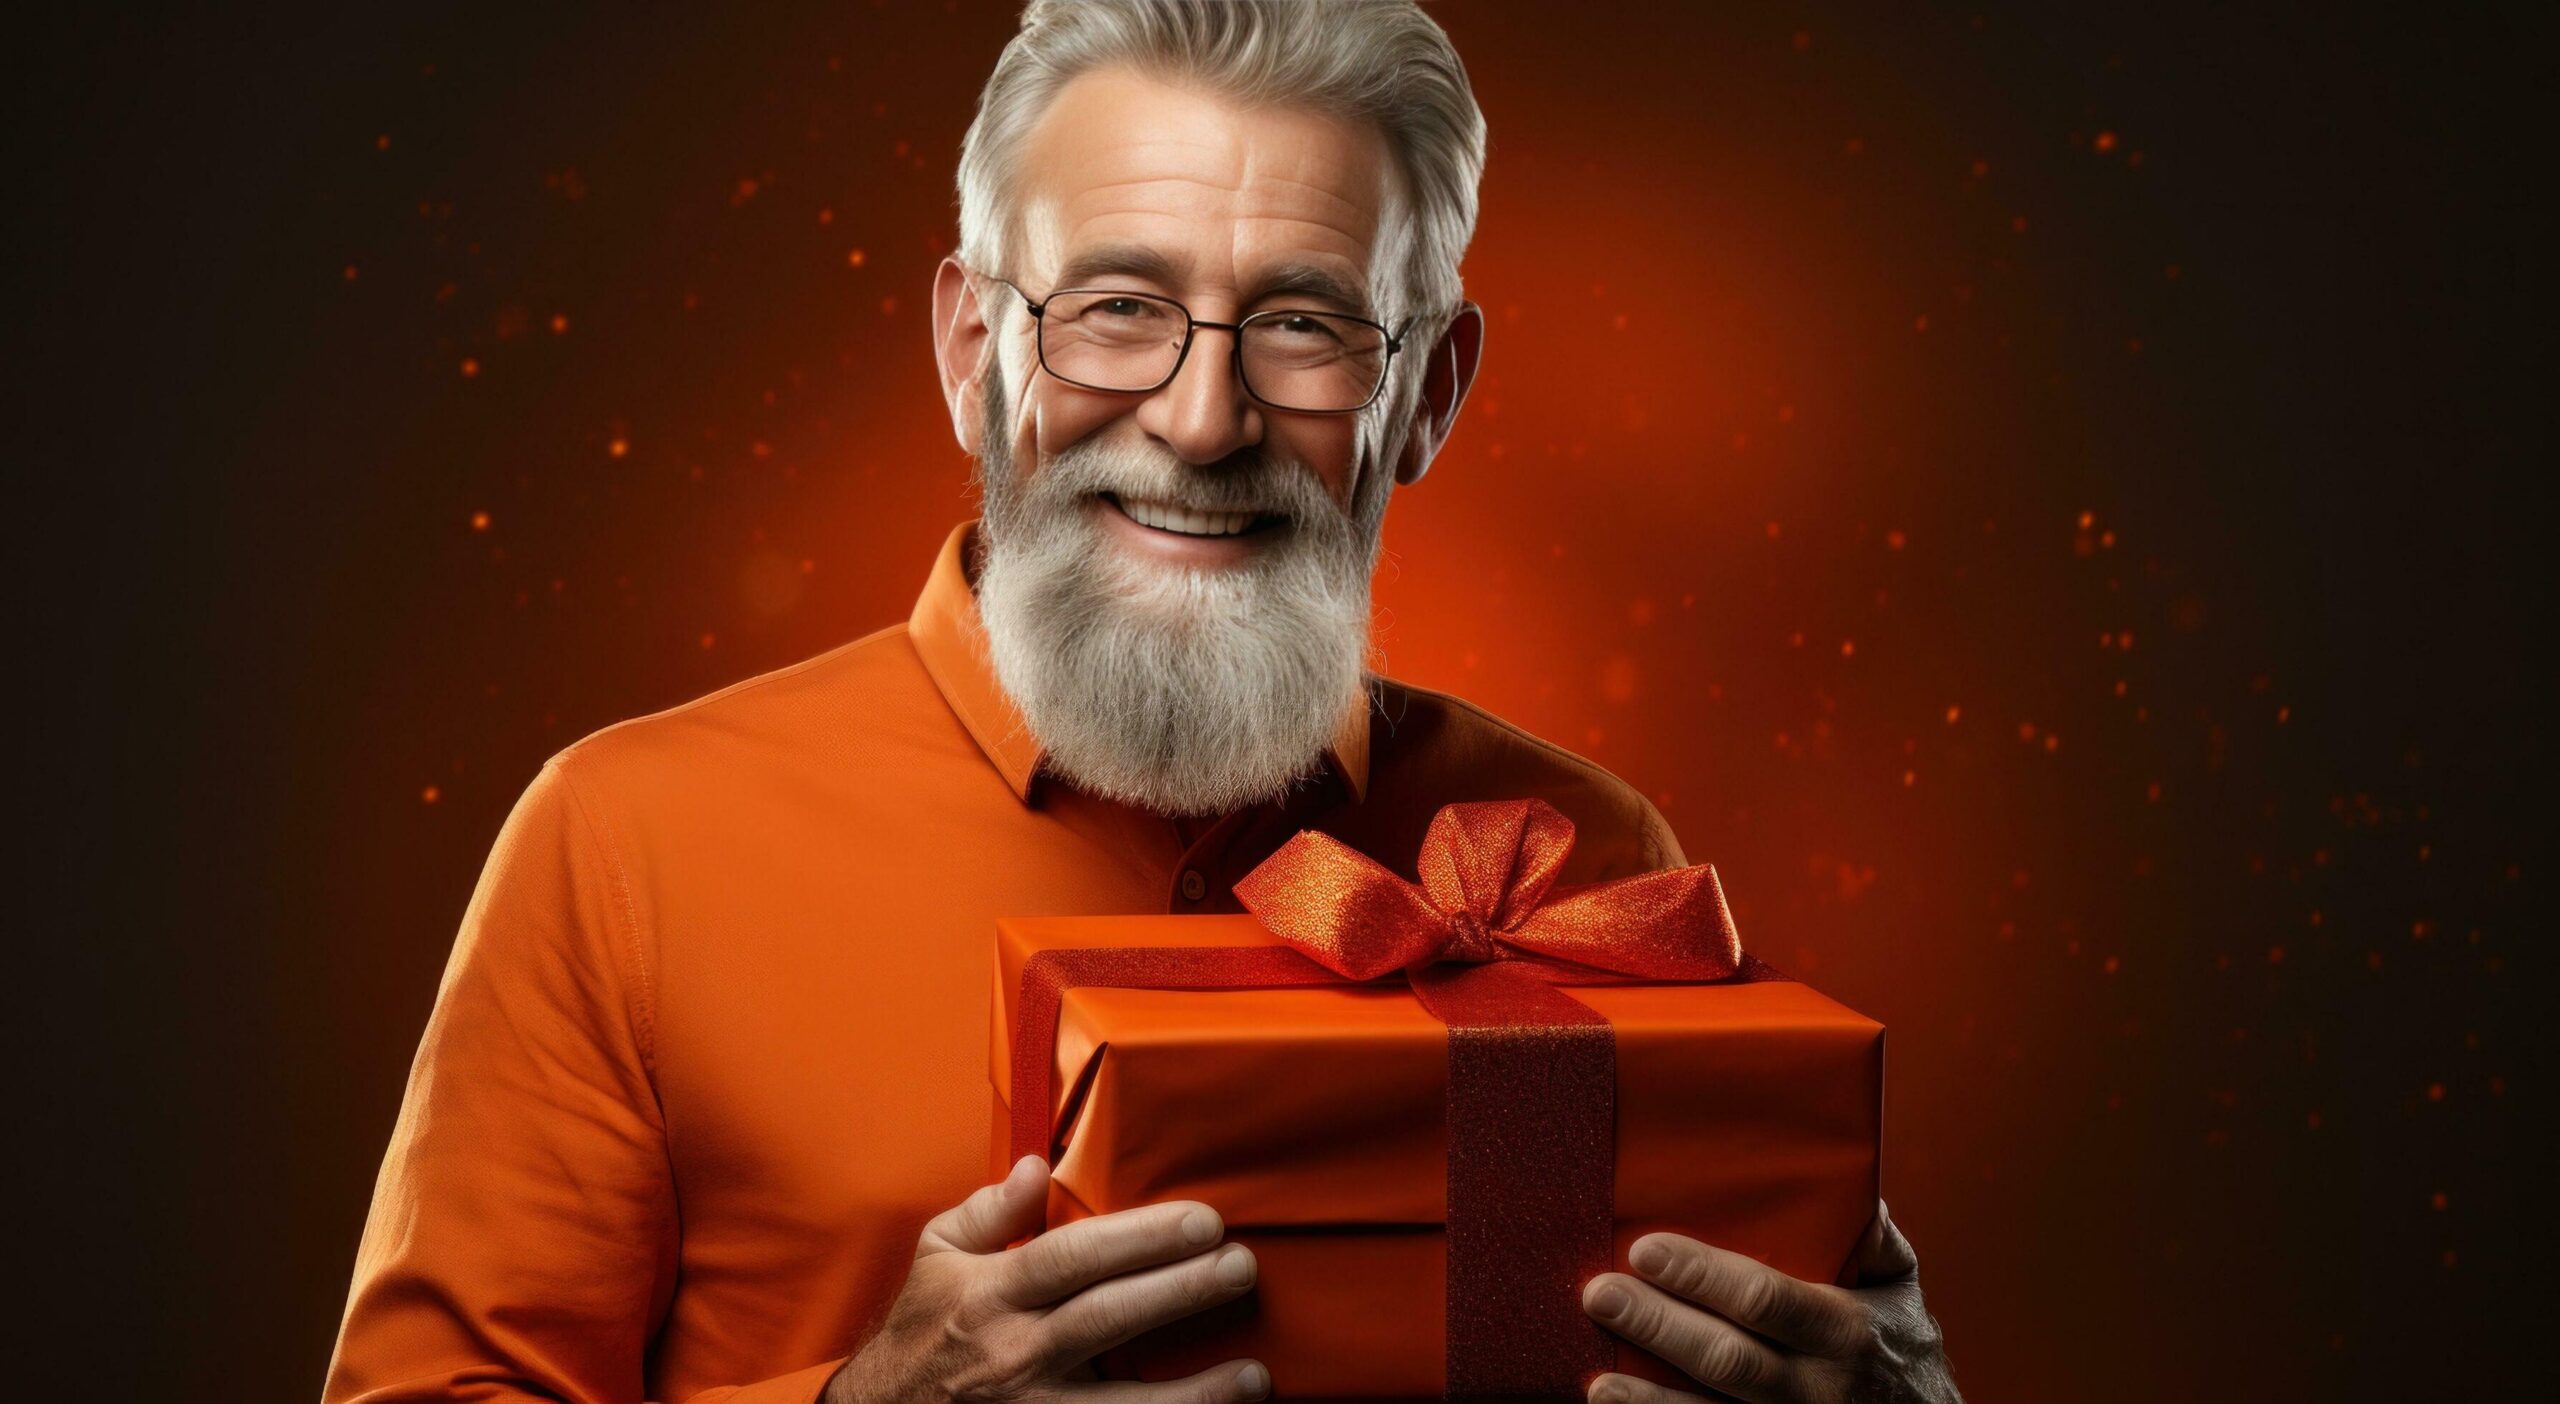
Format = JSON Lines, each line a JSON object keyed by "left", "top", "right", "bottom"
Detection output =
{"left": 1031, "top": 384, "right": 1120, "bottom": 460}
{"left": 1274, "top": 429, "right": 1360, "bottom": 506}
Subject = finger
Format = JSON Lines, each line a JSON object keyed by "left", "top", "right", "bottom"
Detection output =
{"left": 1629, "top": 1232, "right": 1865, "bottom": 1358}
{"left": 1584, "top": 1274, "right": 1793, "bottom": 1404}
{"left": 921, "top": 1154, "right": 1049, "bottom": 1256}
{"left": 1849, "top": 1198, "right": 1919, "bottom": 1285}
{"left": 1070, "top": 1357, "right": 1271, "bottom": 1403}
{"left": 1037, "top": 1242, "right": 1258, "bottom": 1369}
{"left": 1587, "top": 1371, "right": 1709, "bottom": 1404}
{"left": 993, "top": 1199, "right": 1228, "bottom": 1308}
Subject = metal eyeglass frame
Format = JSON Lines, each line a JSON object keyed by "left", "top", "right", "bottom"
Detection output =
{"left": 979, "top": 272, "right": 1410, "bottom": 414}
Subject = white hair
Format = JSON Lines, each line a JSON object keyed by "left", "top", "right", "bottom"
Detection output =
{"left": 954, "top": 0, "right": 1487, "bottom": 461}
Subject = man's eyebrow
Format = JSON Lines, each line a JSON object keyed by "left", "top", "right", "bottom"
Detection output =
{"left": 1053, "top": 244, "right": 1372, "bottom": 316}
{"left": 1247, "top": 262, "right": 1370, "bottom": 315}
{"left": 1055, "top": 243, "right": 1191, "bottom": 290}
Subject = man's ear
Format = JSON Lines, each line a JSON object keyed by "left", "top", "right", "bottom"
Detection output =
{"left": 1392, "top": 299, "right": 1485, "bottom": 488}
{"left": 931, "top": 255, "right": 997, "bottom": 456}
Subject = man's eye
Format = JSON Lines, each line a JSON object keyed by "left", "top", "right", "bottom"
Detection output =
{"left": 1268, "top": 315, "right": 1344, "bottom": 342}
{"left": 1094, "top": 297, "right": 1164, "bottom": 319}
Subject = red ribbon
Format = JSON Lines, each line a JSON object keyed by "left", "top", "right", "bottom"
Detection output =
{"left": 1229, "top": 796, "right": 1743, "bottom": 984}
{"left": 1007, "top": 799, "right": 1767, "bottom": 1401}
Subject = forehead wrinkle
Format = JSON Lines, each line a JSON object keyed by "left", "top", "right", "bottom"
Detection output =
{"left": 1058, "top": 93, "right": 1385, "bottom": 213}
{"left": 1062, "top": 171, "right": 1375, "bottom": 239}
{"left": 1049, "top": 205, "right": 1373, "bottom": 302}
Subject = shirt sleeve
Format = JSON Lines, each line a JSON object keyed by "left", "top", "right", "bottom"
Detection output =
{"left": 1635, "top": 793, "right": 1690, "bottom": 871}
{"left": 321, "top": 753, "right": 849, "bottom": 1404}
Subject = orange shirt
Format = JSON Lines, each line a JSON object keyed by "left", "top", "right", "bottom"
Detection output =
{"left": 322, "top": 519, "right": 1688, "bottom": 1403}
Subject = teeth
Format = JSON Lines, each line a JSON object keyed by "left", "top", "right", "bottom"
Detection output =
{"left": 1118, "top": 496, "right": 1261, "bottom": 537}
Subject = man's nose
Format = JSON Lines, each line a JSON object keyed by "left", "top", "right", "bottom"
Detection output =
{"left": 1135, "top": 326, "right": 1264, "bottom": 467}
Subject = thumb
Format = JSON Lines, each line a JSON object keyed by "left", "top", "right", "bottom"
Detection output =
{"left": 1850, "top": 1197, "right": 1920, "bottom": 1285}
{"left": 922, "top": 1154, "right": 1050, "bottom": 1257}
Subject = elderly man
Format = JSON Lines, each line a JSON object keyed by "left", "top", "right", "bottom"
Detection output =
{"left": 323, "top": 3, "right": 1958, "bottom": 1402}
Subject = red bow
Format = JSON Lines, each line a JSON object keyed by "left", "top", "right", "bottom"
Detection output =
{"left": 1232, "top": 796, "right": 1743, "bottom": 984}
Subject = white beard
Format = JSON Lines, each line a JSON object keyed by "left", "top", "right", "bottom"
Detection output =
{"left": 969, "top": 354, "right": 1392, "bottom": 816}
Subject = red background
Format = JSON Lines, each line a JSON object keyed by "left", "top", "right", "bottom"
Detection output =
{"left": 22, "top": 2, "right": 2546, "bottom": 1399}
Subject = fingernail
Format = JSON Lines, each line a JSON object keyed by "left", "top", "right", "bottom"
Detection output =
{"left": 1630, "top": 1239, "right": 1669, "bottom": 1275}
{"left": 1182, "top": 1206, "right": 1222, "bottom": 1246}
{"left": 1011, "top": 1154, "right": 1042, "bottom": 1185}
{"left": 1237, "top": 1361, "right": 1271, "bottom": 1400}
{"left": 1589, "top": 1376, "right": 1629, "bottom": 1404}
{"left": 1587, "top": 1282, "right": 1630, "bottom": 1320}
{"left": 1216, "top": 1244, "right": 1257, "bottom": 1290}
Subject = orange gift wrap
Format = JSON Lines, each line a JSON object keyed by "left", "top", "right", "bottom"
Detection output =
{"left": 984, "top": 802, "right": 1886, "bottom": 1401}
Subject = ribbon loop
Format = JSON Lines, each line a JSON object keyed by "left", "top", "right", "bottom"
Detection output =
{"left": 1416, "top": 797, "right": 1573, "bottom": 934}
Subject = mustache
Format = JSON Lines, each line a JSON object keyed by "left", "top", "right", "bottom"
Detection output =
{"left": 1024, "top": 435, "right": 1341, "bottom": 522}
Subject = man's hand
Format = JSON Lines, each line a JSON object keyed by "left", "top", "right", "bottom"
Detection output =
{"left": 1579, "top": 1198, "right": 1961, "bottom": 1404}
{"left": 825, "top": 1154, "right": 1269, "bottom": 1403}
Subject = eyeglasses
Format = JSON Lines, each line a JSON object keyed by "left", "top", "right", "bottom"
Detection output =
{"left": 981, "top": 272, "right": 1408, "bottom": 414}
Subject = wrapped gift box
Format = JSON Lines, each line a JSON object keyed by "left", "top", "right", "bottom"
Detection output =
{"left": 987, "top": 911, "right": 1884, "bottom": 1399}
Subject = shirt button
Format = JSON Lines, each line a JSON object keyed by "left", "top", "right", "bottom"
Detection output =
{"left": 1179, "top": 868, "right": 1208, "bottom": 902}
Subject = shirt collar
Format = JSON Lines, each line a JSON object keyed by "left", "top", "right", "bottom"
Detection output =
{"left": 906, "top": 519, "right": 1372, "bottom": 809}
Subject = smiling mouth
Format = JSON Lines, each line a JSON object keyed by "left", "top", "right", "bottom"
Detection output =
{"left": 1100, "top": 492, "right": 1287, "bottom": 539}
